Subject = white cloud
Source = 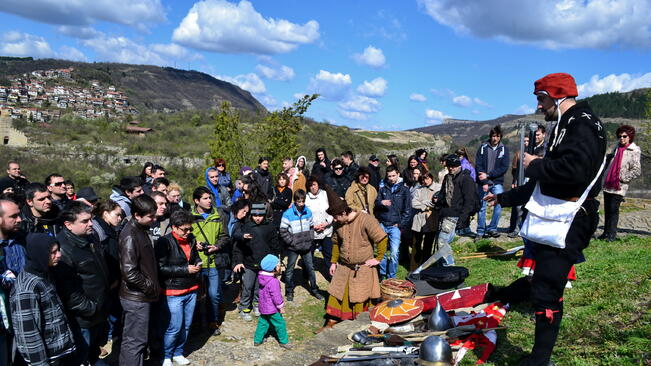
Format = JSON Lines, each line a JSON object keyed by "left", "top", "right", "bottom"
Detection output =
{"left": 259, "top": 94, "right": 278, "bottom": 109}
{"left": 339, "top": 95, "right": 380, "bottom": 113}
{"left": 339, "top": 110, "right": 369, "bottom": 121}
{"left": 83, "top": 36, "right": 168, "bottom": 65}
{"left": 293, "top": 93, "right": 307, "bottom": 100}
{"left": 515, "top": 104, "right": 536, "bottom": 115}
{"left": 256, "top": 63, "right": 295, "bottom": 81}
{"left": 0, "top": 31, "right": 53, "bottom": 58}
{"left": 452, "top": 95, "right": 472, "bottom": 108}
{"left": 307, "top": 70, "right": 352, "bottom": 100}
{"left": 409, "top": 93, "right": 427, "bottom": 102}
{"left": 0, "top": 0, "right": 165, "bottom": 28}
{"left": 473, "top": 97, "right": 491, "bottom": 107}
{"left": 172, "top": 0, "right": 319, "bottom": 55}
{"left": 150, "top": 43, "right": 203, "bottom": 61}
{"left": 425, "top": 108, "right": 451, "bottom": 124}
{"left": 357, "top": 77, "right": 387, "bottom": 97}
{"left": 58, "top": 45, "right": 87, "bottom": 62}
{"left": 0, "top": 31, "right": 88, "bottom": 61}
{"left": 352, "top": 45, "right": 386, "bottom": 68}
{"left": 57, "top": 26, "right": 103, "bottom": 40}
{"left": 217, "top": 73, "right": 266, "bottom": 94}
{"left": 417, "top": 0, "right": 651, "bottom": 49}
{"left": 578, "top": 72, "right": 651, "bottom": 97}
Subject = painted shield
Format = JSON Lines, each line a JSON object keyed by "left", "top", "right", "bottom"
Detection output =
{"left": 369, "top": 298, "right": 424, "bottom": 324}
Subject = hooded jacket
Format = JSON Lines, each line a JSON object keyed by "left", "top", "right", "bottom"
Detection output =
{"left": 252, "top": 167, "right": 274, "bottom": 200}
{"left": 192, "top": 206, "right": 230, "bottom": 270}
{"left": 279, "top": 205, "right": 313, "bottom": 252}
{"left": 257, "top": 271, "right": 284, "bottom": 315}
{"left": 11, "top": 234, "right": 76, "bottom": 365}
{"left": 53, "top": 228, "right": 111, "bottom": 328}
{"left": 205, "top": 167, "right": 232, "bottom": 211}
{"left": 475, "top": 142, "right": 510, "bottom": 185}
{"left": 109, "top": 186, "right": 132, "bottom": 218}
{"left": 19, "top": 204, "right": 62, "bottom": 236}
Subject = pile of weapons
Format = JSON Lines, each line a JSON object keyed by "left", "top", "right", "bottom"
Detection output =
{"left": 312, "top": 294, "right": 506, "bottom": 365}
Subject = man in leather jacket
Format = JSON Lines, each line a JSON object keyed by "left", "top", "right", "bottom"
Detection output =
{"left": 118, "top": 195, "right": 160, "bottom": 366}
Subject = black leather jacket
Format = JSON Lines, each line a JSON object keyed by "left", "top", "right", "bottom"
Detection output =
{"left": 53, "top": 228, "right": 111, "bottom": 328}
{"left": 155, "top": 233, "right": 201, "bottom": 292}
{"left": 19, "top": 204, "right": 62, "bottom": 236}
{"left": 118, "top": 219, "right": 160, "bottom": 303}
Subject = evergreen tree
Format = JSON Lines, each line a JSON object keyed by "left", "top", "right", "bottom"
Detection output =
{"left": 209, "top": 101, "right": 247, "bottom": 179}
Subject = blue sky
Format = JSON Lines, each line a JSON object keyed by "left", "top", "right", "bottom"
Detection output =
{"left": 1, "top": 0, "right": 650, "bottom": 130}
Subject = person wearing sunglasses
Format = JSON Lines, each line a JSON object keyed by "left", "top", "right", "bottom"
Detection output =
{"left": 45, "top": 173, "right": 69, "bottom": 211}
{"left": 599, "top": 125, "right": 641, "bottom": 241}
{"left": 325, "top": 159, "right": 352, "bottom": 199}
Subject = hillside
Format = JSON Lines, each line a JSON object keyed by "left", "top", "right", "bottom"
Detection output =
{"left": 0, "top": 57, "right": 265, "bottom": 113}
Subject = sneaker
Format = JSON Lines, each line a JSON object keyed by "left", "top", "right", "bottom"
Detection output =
{"left": 285, "top": 292, "right": 294, "bottom": 302}
{"left": 172, "top": 355, "right": 191, "bottom": 365}
{"left": 253, "top": 305, "right": 261, "bottom": 317}
{"left": 279, "top": 342, "right": 293, "bottom": 350}
{"left": 239, "top": 309, "right": 253, "bottom": 321}
{"left": 163, "top": 359, "right": 173, "bottom": 366}
{"left": 507, "top": 230, "right": 519, "bottom": 238}
{"left": 488, "top": 231, "right": 501, "bottom": 238}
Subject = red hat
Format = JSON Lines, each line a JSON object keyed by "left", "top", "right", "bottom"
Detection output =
{"left": 533, "top": 73, "right": 578, "bottom": 99}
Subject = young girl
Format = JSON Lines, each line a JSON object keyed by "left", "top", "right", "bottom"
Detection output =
{"left": 254, "top": 254, "right": 291, "bottom": 349}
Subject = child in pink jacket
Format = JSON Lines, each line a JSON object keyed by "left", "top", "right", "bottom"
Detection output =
{"left": 254, "top": 254, "right": 291, "bottom": 348}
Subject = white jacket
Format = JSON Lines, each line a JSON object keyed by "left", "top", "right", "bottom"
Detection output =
{"left": 603, "top": 142, "right": 641, "bottom": 197}
{"left": 306, "top": 189, "right": 333, "bottom": 239}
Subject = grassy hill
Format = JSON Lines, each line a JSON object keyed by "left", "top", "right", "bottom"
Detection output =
{"left": 0, "top": 57, "right": 265, "bottom": 113}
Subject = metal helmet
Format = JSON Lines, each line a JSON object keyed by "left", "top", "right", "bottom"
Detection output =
{"left": 417, "top": 335, "right": 453, "bottom": 366}
{"left": 427, "top": 301, "right": 453, "bottom": 331}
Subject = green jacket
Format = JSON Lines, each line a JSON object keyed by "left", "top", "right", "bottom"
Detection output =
{"left": 191, "top": 207, "right": 230, "bottom": 269}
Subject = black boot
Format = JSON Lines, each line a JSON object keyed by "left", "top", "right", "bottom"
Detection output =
{"left": 285, "top": 291, "right": 294, "bottom": 302}
{"left": 310, "top": 288, "right": 325, "bottom": 301}
{"left": 484, "top": 277, "right": 532, "bottom": 304}
{"left": 521, "top": 308, "right": 563, "bottom": 366}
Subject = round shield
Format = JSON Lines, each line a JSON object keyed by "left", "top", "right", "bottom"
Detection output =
{"left": 370, "top": 298, "right": 424, "bottom": 324}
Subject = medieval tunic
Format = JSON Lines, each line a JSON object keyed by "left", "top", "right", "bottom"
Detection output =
{"left": 326, "top": 211, "right": 387, "bottom": 320}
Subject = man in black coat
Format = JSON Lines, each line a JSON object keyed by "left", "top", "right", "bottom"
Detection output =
{"left": 20, "top": 182, "right": 63, "bottom": 236}
{"left": 53, "top": 201, "right": 111, "bottom": 366}
{"left": 485, "top": 73, "right": 607, "bottom": 366}
{"left": 325, "top": 159, "right": 352, "bottom": 198}
{"left": 367, "top": 155, "right": 381, "bottom": 191}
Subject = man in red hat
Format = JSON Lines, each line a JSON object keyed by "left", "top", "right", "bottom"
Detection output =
{"left": 484, "top": 72, "right": 606, "bottom": 366}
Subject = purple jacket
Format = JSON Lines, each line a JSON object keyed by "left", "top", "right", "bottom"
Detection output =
{"left": 257, "top": 271, "right": 284, "bottom": 315}
{"left": 461, "top": 157, "right": 476, "bottom": 182}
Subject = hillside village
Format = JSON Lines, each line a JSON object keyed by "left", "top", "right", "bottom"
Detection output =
{"left": 0, "top": 67, "right": 138, "bottom": 123}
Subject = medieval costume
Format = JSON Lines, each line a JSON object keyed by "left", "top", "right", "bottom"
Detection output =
{"left": 323, "top": 187, "right": 387, "bottom": 321}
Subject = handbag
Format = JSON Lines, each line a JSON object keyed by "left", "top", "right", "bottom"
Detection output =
{"left": 520, "top": 156, "right": 606, "bottom": 248}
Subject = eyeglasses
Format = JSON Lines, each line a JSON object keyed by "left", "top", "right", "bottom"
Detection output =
{"left": 50, "top": 181, "right": 65, "bottom": 187}
{"left": 216, "top": 164, "right": 224, "bottom": 167}
{"left": 177, "top": 226, "right": 192, "bottom": 232}
{"left": 618, "top": 135, "right": 629, "bottom": 138}
{"left": 359, "top": 175, "right": 370, "bottom": 180}
{"left": 334, "top": 166, "right": 344, "bottom": 170}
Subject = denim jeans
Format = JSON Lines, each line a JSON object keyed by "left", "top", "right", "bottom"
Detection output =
{"left": 70, "top": 321, "right": 105, "bottom": 365}
{"left": 285, "top": 249, "right": 317, "bottom": 294}
{"left": 200, "top": 268, "right": 223, "bottom": 323}
{"left": 477, "top": 184, "right": 504, "bottom": 235}
{"left": 162, "top": 292, "right": 197, "bottom": 359}
{"left": 379, "top": 224, "right": 401, "bottom": 279}
{"left": 436, "top": 217, "right": 458, "bottom": 266}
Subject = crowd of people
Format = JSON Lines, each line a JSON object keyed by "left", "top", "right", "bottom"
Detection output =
{"left": 0, "top": 72, "right": 643, "bottom": 366}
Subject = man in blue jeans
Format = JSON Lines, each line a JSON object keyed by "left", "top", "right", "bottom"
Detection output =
{"left": 191, "top": 187, "right": 230, "bottom": 336}
{"left": 475, "top": 125, "right": 510, "bottom": 238}
{"left": 375, "top": 166, "right": 411, "bottom": 279}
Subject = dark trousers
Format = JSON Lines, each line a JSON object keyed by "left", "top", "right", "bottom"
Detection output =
{"left": 500, "top": 200, "right": 599, "bottom": 365}
{"left": 119, "top": 298, "right": 151, "bottom": 366}
{"left": 509, "top": 206, "right": 521, "bottom": 232}
{"left": 602, "top": 192, "right": 623, "bottom": 238}
{"left": 314, "top": 237, "right": 333, "bottom": 280}
{"left": 69, "top": 321, "right": 106, "bottom": 365}
{"left": 239, "top": 268, "right": 259, "bottom": 310}
{"left": 285, "top": 249, "right": 317, "bottom": 294}
{"left": 410, "top": 231, "right": 435, "bottom": 271}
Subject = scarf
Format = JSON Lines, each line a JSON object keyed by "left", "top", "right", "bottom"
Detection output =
{"left": 604, "top": 144, "right": 629, "bottom": 191}
{"left": 444, "top": 173, "right": 455, "bottom": 207}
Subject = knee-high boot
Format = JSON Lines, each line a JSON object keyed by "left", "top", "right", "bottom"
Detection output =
{"left": 522, "top": 307, "right": 563, "bottom": 366}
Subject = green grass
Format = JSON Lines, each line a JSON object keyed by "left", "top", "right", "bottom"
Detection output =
{"left": 287, "top": 236, "right": 651, "bottom": 365}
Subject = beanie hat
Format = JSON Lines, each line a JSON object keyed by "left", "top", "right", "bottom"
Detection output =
{"left": 239, "top": 166, "right": 253, "bottom": 175}
{"left": 260, "top": 254, "right": 280, "bottom": 272}
{"left": 533, "top": 73, "right": 578, "bottom": 99}
{"left": 250, "top": 202, "right": 267, "bottom": 216}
